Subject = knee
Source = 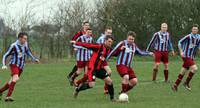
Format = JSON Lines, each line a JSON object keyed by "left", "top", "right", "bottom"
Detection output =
{"left": 122, "top": 75, "right": 129, "bottom": 83}
{"left": 130, "top": 78, "right": 137, "bottom": 86}
{"left": 191, "top": 65, "right": 198, "bottom": 73}
{"left": 12, "top": 75, "right": 19, "bottom": 82}
{"left": 164, "top": 64, "right": 168, "bottom": 70}
{"left": 88, "top": 82, "right": 95, "bottom": 88}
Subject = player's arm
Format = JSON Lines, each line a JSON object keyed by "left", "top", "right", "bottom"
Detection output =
{"left": 2, "top": 45, "right": 15, "bottom": 69}
{"left": 178, "top": 35, "right": 189, "bottom": 57}
{"left": 168, "top": 36, "right": 175, "bottom": 56}
{"left": 146, "top": 33, "right": 158, "bottom": 51}
{"left": 106, "top": 41, "right": 124, "bottom": 60}
{"left": 136, "top": 45, "right": 154, "bottom": 56}
{"left": 70, "top": 41, "right": 101, "bottom": 50}
{"left": 26, "top": 45, "right": 39, "bottom": 63}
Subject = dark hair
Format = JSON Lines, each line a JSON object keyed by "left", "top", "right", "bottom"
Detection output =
{"left": 105, "top": 26, "right": 112, "bottom": 31}
{"left": 192, "top": 24, "right": 199, "bottom": 28}
{"left": 18, "top": 32, "right": 28, "bottom": 39}
{"left": 105, "top": 35, "right": 114, "bottom": 41}
{"left": 83, "top": 21, "right": 89, "bottom": 25}
{"left": 127, "top": 31, "right": 136, "bottom": 37}
{"left": 86, "top": 28, "right": 92, "bottom": 31}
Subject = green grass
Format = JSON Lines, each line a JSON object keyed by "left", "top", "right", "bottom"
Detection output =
{"left": 0, "top": 59, "right": 200, "bottom": 108}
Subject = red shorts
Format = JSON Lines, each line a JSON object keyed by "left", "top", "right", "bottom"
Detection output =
{"left": 182, "top": 58, "right": 195, "bottom": 69}
{"left": 76, "top": 61, "right": 88, "bottom": 68}
{"left": 116, "top": 65, "right": 136, "bottom": 79}
{"left": 10, "top": 64, "right": 23, "bottom": 76}
{"left": 154, "top": 51, "right": 168, "bottom": 64}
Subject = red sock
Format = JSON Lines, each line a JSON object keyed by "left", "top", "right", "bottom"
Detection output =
{"left": 164, "top": 70, "right": 168, "bottom": 81}
{"left": 152, "top": 69, "right": 158, "bottom": 81}
{"left": 6, "top": 81, "right": 16, "bottom": 97}
{"left": 185, "top": 72, "right": 194, "bottom": 85}
{"left": 104, "top": 83, "right": 108, "bottom": 91}
{"left": 0, "top": 83, "right": 9, "bottom": 93}
{"left": 71, "top": 73, "right": 78, "bottom": 81}
{"left": 76, "top": 74, "right": 88, "bottom": 85}
{"left": 175, "top": 74, "right": 184, "bottom": 87}
{"left": 126, "top": 85, "right": 134, "bottom": 92}
{"left": 121, "top": 84, "right": 128, "bottom": 93}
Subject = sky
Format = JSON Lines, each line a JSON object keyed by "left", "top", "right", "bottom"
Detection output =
{"left": 0, "top": 0, "right": 96, "bottom": 25}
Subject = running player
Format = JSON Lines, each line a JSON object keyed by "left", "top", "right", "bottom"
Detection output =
{"left": 70, "top": 35, "right": 115, "bottom": 101}
{"left": 107, "top": 31, "right": 154, "bottom": 93}
{"left": 67, "top": 21, "right": 90, "bottom": 84}
{"left": 96, "top": 26, "right": 113, "bottom": 94}
{"left": 0, "top": 32, "right": 39, "bottom": 101}
{"left": 69, "top": 28, "right": 93, "bottom": 85}
{"left": 172, "top": 24, "right": 200, "bottom": 92}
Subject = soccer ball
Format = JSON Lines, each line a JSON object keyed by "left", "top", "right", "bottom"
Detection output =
{"left": 118, "top": 93, "right": 129, "bottom": 102}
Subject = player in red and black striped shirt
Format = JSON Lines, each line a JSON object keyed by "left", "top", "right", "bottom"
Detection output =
{"left": 70, "top": 35, "right": 115, "bottom": 101}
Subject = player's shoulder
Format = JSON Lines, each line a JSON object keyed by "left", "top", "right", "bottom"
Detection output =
{"left": 153, "top": 32, "right": 160, "bottom": 36}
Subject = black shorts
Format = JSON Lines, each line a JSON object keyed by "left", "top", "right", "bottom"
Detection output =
{"left": 92, "top": 69, "right": 109, "bottom": 81}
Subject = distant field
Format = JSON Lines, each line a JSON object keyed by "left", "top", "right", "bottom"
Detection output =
{"left": 0, "top": 59, "right": 200, "bottom": 108}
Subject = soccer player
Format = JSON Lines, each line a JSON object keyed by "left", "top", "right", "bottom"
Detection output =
{"left": 146, "top": 23, "right": 175, "bottom": 82}
{"left": 96, "top": 26, "right": 113, "bottom": 94}
{"left": 172, "top": 24, "right": 200, "bottom": 92}
{"left": 107, "top": 31, "right": 153, "bottom": 93}
{"left": 67, "top": 21, "right": 90, "bottom": 84}
{"left": 70, "top": 35, "right": 115, "bottom": 101}
{"left": 0, "top": 32, "right": 39, "bottom": 102}
{"left": 69, "top": 28, "right": 93, "bottom": 85}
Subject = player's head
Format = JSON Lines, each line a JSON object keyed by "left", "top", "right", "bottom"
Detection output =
{"left": 127, "top": 31, "right": 136, "bottom": 44}
{"left": 82, "top": 21, "right": 90, "bottom": 31}
{"left": 161, "top": 23, "right": 168, "bottom": 32}
{"left": 105, "top": 26, "right": 112, "bottom": 36}
{"left": 85, "top": 28, "right": 92, "bottom": 36}
{"left": 104, "top": 35, "right": 114, "bottom": 48}
{"left": 191, "top": 24, "right": 199, "bottom": 34}
{"left": 18, "top": 32, "right": 28, "bottom": 45}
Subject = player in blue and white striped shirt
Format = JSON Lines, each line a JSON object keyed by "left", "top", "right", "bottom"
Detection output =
{"left": 146, "top": 23, "right": 175, "bottom": 82}
{"left": 0, "top": 32, "right": 39, "bottom": 101}
{"left": 172, "top": 24, "right": 200, "bottom": 92}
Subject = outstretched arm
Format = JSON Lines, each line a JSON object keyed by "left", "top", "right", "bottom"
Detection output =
{"left": 136, "top": 45, "right": 153, "bottom": 56}
{"left": 70, "top": 41, "right": 101, "bottom": 51}
{"left": 26, "top": 45, "right": 39, "bottom": 62}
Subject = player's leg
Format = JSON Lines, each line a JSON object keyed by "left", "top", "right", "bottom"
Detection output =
{"left": 73, "top": 68, "right": 95, "bottom": 98}
{"left": 0, "top": 78, "right": 11, "bottom": 100}
{"left": 183, "top": 64, "right": 198, "bottom": 90}
{"left": 67, "top": 65, "right": 77, "bottom": 79}
{"left": 117, "top": 65, "right": 129, "bottom": 93}
{"left": 70, "top": 67, "right": 83, "bottom": 86}
{"left": 125, "top": 68, "right": 137, "bottom": 93}
{"left": 172, "top": 67, "right": 187, "bottom": 92}
{"left": 163, "top": 51, "right": 169, "bottom": 82}
{"left": 103, "top": 65, "right": 112, "bottom": 94}
{"left": 104, "top": 76, "right": 114, "bottom": 100}
{"left": 164, "top": 63, "right": 169, "bottom": 82}
{"left": 5, "top": 74, "right": 20, "bottom": 101}
{"left": 152, "top": 51, "right": 161, "bottom": 81}
{"left": 74, "top": 66, "right": 88, "bottom": 87}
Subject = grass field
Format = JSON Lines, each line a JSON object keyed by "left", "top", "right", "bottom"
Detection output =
{"left": 0, "top": 58, "right": 200, "bottom": 108}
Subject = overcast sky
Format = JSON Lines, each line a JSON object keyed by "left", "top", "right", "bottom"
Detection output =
{"left": 0, "top": 0, "right": 96, "bottom": 25}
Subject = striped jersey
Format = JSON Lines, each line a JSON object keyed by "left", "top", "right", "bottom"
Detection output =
{"left": 178, "top": 33, "right": 200, "bottom": 59}
{"left": 107, "top": 40, "right": 151, "bottom": 67}
{"left": 75, "top": 35, "right": 93, "bottom": 61}
{"left": 2, "top": 40, "right": 37, "bottom": 69}
{"left": 96, "top": 34, "right": 106, "bottom": 44}
{"left": 146, "top": 31, "right": 174, "bottom": 52}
